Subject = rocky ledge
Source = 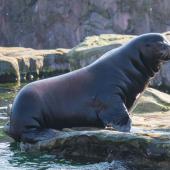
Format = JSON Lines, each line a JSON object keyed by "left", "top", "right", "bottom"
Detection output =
{"left": 0, "top": 47, "right": 70, "bottom": 83}
{"left": 1, "top": 32, "right": 170, "bottom": 91}
{"left": 17, "top": 88, "right": 170, "bottom": 169}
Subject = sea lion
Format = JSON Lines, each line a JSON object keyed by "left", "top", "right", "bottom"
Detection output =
{"left": 6, "top": 33, "right": 170, "bottom": 143}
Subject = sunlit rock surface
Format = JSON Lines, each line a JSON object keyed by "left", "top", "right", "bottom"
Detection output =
{"left": 67, "top": 34, "right": 134, "bottom": 70}
{"left": 0, "top": 47, "right": 70, "bottom": 82}
{"left": 18, "top": 88, "right": 170, "bottom": 169}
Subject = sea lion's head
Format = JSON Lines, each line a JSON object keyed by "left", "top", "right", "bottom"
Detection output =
{"left": 133, "top": 33, "right": 170, "bottom": 62}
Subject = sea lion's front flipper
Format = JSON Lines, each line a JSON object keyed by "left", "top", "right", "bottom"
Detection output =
{"left": 98, "top": 95, "right": 131, "bottom": 132}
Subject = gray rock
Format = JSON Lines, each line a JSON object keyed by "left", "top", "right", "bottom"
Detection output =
{"left": 0, "top": 47, "right": 70, "bottom": 82}
{"left": 67, "top": 34, "right": 134, "bottom": 70}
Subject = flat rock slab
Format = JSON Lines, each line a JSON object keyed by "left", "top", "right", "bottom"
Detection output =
{"left": 21, "top": 117, "right": 170, "bottom": 156}
{"left": 20, "top": 112, "right": 170, "bottom": 169}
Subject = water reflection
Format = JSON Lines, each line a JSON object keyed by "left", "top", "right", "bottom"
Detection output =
{"left": 8, "top": 143, "right": 59, "bottom": 169}
{"left": 0, "top": 142, "right": 72, "bottom": 169}
{"left": 0, "top": 141, "right": 124, "bottom": 170}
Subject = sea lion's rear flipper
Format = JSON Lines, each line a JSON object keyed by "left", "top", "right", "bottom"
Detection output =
{"left": 20, "top": 128, "right": 59, "bottom": 152}
{"left": 98, "top": 95, "right": 131, "bottom": 132}
{"left": 21, "top": 128, "right": 58, "bottom": 144}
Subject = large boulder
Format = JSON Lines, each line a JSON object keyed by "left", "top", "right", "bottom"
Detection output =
{"left": 67, "top": 34, "right": 135, "bottom": 70}
{"left": 67, "top": 32, "right": 170, "bottom": 91}
{"left": 132, "top": 87, "right": 170, "bottom": 113}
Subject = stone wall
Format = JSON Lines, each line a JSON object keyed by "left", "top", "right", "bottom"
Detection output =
{"left": 1, "top": 0, "right": 170, "bottom": 49}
